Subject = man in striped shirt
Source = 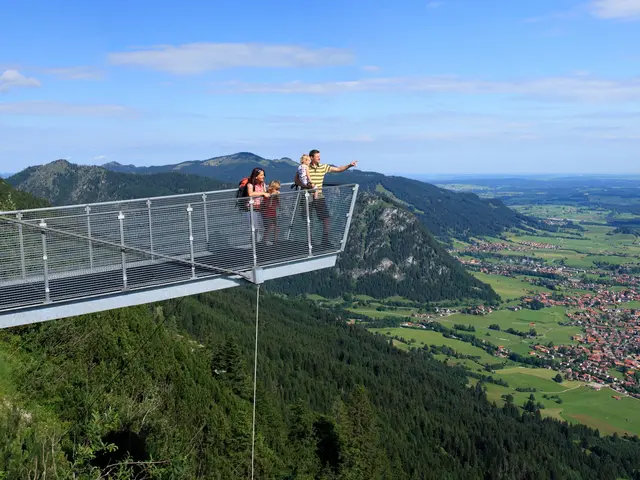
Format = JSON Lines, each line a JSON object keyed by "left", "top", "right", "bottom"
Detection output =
{"left": 307, "top": 149, "right": 357, "bottom": 246}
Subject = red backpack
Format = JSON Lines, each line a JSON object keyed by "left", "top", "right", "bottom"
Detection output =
{"left": 236, "top": 177, "right": 250, "bottom": 211}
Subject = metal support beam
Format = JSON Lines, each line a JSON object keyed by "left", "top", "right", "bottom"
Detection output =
{"left": 85, "top": 205, "right": 94, "bottom": 270}
{"left": 187, "top": 204, "right": 196, "bottom": 279}
{"left": 17, "top": 212, "right": 25, "bottom": 279}
{"left": 40, "top": 220, "right": 50, "bottom": 303}
{"left": 304, "top": 191, "right": 313, "bottom": 257}
{"left": 202, "top": 193, "right": 209, "bottom": 243}
{"left": 118, "top": 211, "right": 128, "bottom": 290}
{"left": 146, "top": 199, "right": 155, "bottom": 260}
{"left": 249, "top": 199, "right": 258, "bottom": 269}
{"left": 341, "top": 184, "right": 359, "bottom": 252}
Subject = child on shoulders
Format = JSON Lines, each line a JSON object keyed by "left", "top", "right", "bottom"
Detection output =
{"left": 296, "top": 154, "right": 317, "bottom": 199}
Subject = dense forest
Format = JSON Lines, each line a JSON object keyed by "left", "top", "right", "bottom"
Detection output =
{"left": 2, "top": 288, "right": 640, "bottom": 479}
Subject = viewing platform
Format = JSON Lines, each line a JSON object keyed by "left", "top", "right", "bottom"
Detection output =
{"left": 0, "top": 183, "right": 359, "bottom": 328}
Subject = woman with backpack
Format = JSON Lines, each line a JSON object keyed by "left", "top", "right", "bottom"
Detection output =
{"left": 241, "top": 167, "right": 270, "bottom": 244}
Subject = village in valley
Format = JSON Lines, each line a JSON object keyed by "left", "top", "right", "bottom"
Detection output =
{"left": 362, "top": 206, "right": 640, "bottom": 434}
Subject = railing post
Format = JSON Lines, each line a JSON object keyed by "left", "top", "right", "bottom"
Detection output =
{"left": 249, "top": 200, "right": 258, "bottom": 268}
{"left": 340, "top": 184, "right": 359, "bottom": 252}
{"left": 17, "top": 212, "right": 25, "bottom": 279}
{"left": 146, "top": 199, "right": 154, "bottom": 260}
{"left": 187, "top": 204, "right": 196, "bottom": 279}
{"left": 304, "top": 191, "right": 313, "bottom": 257}
{"left": 39, "top": 219, "right": 50, "bottom": 303}
{"left": 85, "top": 205, "right": 94, "bottom": 270}
{"left": 118, "top": 211, "right": 128, "bottom": 290}
{"left": 286, "top": 190, "right": 301, "bottom": 241}
{"left": 202, "top": 193, "right": 209, "bottom": 243}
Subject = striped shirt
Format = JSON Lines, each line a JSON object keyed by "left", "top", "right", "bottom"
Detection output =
{"left": 308, "top": 163, "right": 332, "bottom": 195}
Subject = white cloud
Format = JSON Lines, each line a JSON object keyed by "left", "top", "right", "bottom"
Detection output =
{"left": 108, "top": 42, "right": 354, "bottom": 74}
{"left": 0, "top": 70, "right": 40, "bottom": 92}
{"left": 0, "top": 101, "right": 138, "bottom": 117}
{"left": 590, "top": 0, "right": 640, "bottom": 19}
{"left": 427, "top": 1, "right": 443, "bottom": 8}
{"left": 93, "top": 155, "right": 107, "bottom": 161}
{"left": 43, "top": 66, "right": 105, "bottom": 80}
{"left": 210, "top": 74, "right": 640, "bottom": 102}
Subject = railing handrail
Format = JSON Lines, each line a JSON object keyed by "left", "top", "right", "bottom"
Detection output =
{"left": 0, "top": 182, "right": 359, "bottom": 216}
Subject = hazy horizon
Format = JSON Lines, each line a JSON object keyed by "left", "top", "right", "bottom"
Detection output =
{"left": 3, "top": 155, "right": 640, "bottom": 181}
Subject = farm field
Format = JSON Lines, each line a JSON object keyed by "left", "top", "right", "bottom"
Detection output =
{"left": 439, "top": 307, "right": 581, "bottom": 355}
{"left": 502, "top": 224, "right": 640, "bottom": 267}
{"left": 470, "top": 272, "right": 552, "bottom": 300}
{"left": 369, "top": 327, "right": 500, "bottom": 365}
{"left": 510, "top": 205, "right": 610, "bottom": 223}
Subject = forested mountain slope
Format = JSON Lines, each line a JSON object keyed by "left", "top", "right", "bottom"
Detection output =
{"left": 0, "top": 178, "right": 49, "bottom": 210}
{"left": 2, "top": 289, "right": 640, "bottom": 479}
{"left": 271, "top": 191, "right": 499, "bottom": 303}
{"left": 7, "top": 159, "right": 230, "bottom": 205}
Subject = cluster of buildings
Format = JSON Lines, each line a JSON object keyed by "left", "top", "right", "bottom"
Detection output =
{"left": 459, "top": 240, "right": 527, "bottom": 253}
{"left": 518, "top": 240, "right": 560, "bottom": 250}
{"left": 523, "top": 289, "right": 640, "bottom": 310}
{"left": 521, "top": 290, "right": 640, "bottom": 396}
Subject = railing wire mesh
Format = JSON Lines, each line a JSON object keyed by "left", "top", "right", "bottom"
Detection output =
{"left": 0, "top": 184, "right": 358, "bottom": 313}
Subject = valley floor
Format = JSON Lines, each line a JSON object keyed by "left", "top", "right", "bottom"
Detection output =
{"left": 311, "top": 205, "right": 640, "bottom": 438}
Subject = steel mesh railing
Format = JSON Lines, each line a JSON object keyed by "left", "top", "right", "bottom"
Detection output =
{"left": 0, "top": 183, "right": 358, "bottom": 313}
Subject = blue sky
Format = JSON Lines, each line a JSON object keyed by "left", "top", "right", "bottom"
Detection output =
{"left": 1, "top": 0, "right": 640, "bottom": 175}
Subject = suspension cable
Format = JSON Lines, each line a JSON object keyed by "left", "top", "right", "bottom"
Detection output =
{"left": 250, "top": 284, "right": 260, "bottom": 480}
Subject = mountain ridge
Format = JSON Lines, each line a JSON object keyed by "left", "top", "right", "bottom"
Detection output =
{"left": 101, "top": 151, "right": 544, "bottom": 240}
{"left": 7, "top": 159, "right": 231, "bottom": 205}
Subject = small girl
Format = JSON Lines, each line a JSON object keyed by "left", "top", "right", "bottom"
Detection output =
{"left": 296, "top": 154, "right": 317, "bottom": 198}
{"left": 262, "top": 180, "right": 281, "bottom": 245}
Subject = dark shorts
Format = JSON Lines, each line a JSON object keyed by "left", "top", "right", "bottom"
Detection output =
{"left": 312, "top": 197, "right": 330, "bottom": 220}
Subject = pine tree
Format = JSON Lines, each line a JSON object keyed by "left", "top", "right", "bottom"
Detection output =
{"left": 334, "top": 385, "right": 391, "bottom": 480}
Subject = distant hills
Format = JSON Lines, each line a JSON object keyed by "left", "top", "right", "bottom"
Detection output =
{"left": 104, "top": 152, "right": 298, "bottom": 185}
{"left": 102, "top": 152, "right": 543, "bottom": 240}
{"left": 7, "top": 159, "right": 230, "bottom": 205}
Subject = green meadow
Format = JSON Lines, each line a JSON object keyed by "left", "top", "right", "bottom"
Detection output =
{"left": 470, "top": 272, "right": 552, "bottom": 300}
{"left": 501, "top": 223, "right": 640, "bottom": 268}
{"left": 369, "top": 327, "right": 499, "bottom": 365}
{"left": 510, "top": 205, "right": 610, "bottom": 223}
{"left": 438, "top": 306, "right": 580, "bottom": 355}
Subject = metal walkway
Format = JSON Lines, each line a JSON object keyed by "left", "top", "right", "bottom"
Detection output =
{"left": 0, "top": 183, "right": 359, "bottom": 328}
